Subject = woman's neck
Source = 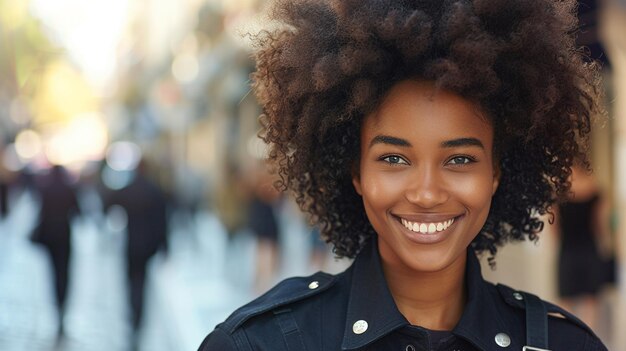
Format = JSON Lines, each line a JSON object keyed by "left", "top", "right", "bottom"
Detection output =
{"left": 382, "top": 252, "right": 467, "bottom": 331}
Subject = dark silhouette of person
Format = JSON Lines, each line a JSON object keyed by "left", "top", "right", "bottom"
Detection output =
{"left": 556, "top": 163, "right": 611, "bottom": 332}
{"left": 31, "top": 165, "right": 81, "bottom": 333}
{"left": 103, "top": 162, "right": 168, "bottom": 332}
{"left": 0, "top": 181, "right": 7, "bottom": 219}
{"left": 247, "top": 187, "right": 280, "bottom": 293}
{"left": 0, "top": 147, "right": 6, "bottom": 219}
{"left": 0, "top": 158, "right": 14, "bottom": 219}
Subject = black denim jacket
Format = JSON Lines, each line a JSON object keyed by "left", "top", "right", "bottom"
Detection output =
{"left": 199, "top": 240, "right": 607, "bottom": 350}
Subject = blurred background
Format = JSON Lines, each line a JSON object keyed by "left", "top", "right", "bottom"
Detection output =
{"left": 0, "top": 0, "right": 625, "bottom": 350}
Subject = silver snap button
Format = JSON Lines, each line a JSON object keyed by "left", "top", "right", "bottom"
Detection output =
{"left": 308, "top": 281, "right": 319, "bottom": 289}
{"left": 513, "top": 292, "right": 523, "bottom": 301}
{"left": 352, "top": 320, "right": 368, "bottom": 334}
{"left": 405, "top": 345, "right": 416, "bottom": 351}
{"left": 495, "top": 333, "right": 511, "bottom": 347}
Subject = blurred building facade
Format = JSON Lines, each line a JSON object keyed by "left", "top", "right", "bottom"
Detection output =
{"left": 603, "top": 1, "right": 626, "bottom": 348}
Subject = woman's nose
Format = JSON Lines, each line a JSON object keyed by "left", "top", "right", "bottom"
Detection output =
{"left": 404, "top": 166, "right": 448, "bottom": 208}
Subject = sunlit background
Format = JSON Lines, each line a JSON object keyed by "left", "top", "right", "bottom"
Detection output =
{"left": 1, "top": 0, "right": 626, "bottom": 350}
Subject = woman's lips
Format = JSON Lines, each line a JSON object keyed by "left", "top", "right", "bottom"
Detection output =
{"left": 393, "top": 214, "right": 463, "bottom": 244}
{"left": 400, "top": 217, "right": 455, "bottom": 234}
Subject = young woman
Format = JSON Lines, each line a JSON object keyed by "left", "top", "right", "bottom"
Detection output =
{"left": 200, "top": 0, "right": 607, "bottom": 349}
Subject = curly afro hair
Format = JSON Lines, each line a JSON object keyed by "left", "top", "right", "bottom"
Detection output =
{"left": 251, "top": 0, "right": 603, "bottom": 259}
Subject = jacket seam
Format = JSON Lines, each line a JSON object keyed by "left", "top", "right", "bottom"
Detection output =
{"left": 232, "top": 328, "right": 251, "bottom": 351}
{"left": 225, "top": 273, "right": 337, "bottom": 333}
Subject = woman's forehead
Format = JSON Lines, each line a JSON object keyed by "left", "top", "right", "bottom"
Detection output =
{"left": 365, "top": 80, "right": 492, "bottom": 135}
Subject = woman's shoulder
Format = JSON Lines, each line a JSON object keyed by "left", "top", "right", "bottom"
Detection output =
{"left": 491, "top": 283, "right": 607, "bottom": 350}
{"left": 218, "top": 271, "right": 340, "bottom": 333}
{"left": 198, "top": 270, "right": 350, "bottom": 351}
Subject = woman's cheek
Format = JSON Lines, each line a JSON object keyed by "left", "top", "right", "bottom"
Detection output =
{"left": 449, "top": 171, "right": 495, "bottom": 206}
{"left": 362, "top": 171, "right": 405, "bottom": 204}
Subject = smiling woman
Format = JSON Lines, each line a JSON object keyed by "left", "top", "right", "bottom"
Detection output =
{"left": 354, "top": 81, "right": 497, "bottom": 277}
{"left": 199, "top": 0, "right": 607, "bottom": 350}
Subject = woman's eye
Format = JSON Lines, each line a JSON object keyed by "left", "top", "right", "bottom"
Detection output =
{"left": 447, "top": 156, "right": 474, "bottom": 165}
{"left": 382, "top": 155, "right": 408, "bottom": 165}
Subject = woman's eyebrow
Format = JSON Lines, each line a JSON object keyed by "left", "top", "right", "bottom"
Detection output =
{"left": 441, "top": 137, "right": 484, "bottom": 149}
{"left": 369, "top": 135, "right": 412, "bottom": 148}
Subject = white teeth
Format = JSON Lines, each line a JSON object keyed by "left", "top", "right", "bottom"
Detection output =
{"left": 401, "top": 217, "right": 456, "bottom": 234}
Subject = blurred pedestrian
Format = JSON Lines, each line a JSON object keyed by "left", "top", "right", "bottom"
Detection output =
{"left": 0, "top": 154, "right": 13, "bottom": 219}
{"left": 103, "top": 161, "right": 168, "bottom": 334}
{"left": 215, "top": 162, "right": 249, "bottom": 238}
{"left": 31, "top": 165, "right": 81, "bottom": 336}
{"left": 556, "top": 162, "right": 611, "bottom": 331}
{"left": 246, "top": 165, "right": 281, "bottom": 293}
{"left": 0, "top": 177, "right": 8, "bottom": 219}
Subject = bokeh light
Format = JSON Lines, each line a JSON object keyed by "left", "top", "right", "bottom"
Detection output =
{"left": 14, "top": 129, "right": 43, "bottom": 160}
{"left": 33, "top": 61, "right": 99, "bottom": 125}
{"left": 43, "top": 112, "right": 109, "bottom": 166}
{"left": 172, "top": 53, "right": 200, "bottom": 83}
{"left": 106, "top": 141, "right": 142, "bottom": 172}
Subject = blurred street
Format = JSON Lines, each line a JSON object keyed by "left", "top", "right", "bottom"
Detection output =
{"left": 0, "top": 188, "right": 346, "bottom": 351}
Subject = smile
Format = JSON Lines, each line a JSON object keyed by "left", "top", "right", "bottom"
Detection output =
{"left": 400, "top": 217, "right": 455, "bottom": 234}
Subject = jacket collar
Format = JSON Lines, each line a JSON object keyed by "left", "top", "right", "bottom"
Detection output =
{"left": 341, "top": 238, "right": 510, "bottom": 350}
{"left": 341, "top": 239, "right": 408, "bottom": 350}
{"left": 452, "top": 249, "right": 513, "bottom": 350}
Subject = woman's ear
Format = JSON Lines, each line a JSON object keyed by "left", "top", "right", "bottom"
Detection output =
{"left": 352, "top": 162, "right": 363, "bottom": 195}
{"left": 492, "top": 163, "right": 500, "bottom": 196}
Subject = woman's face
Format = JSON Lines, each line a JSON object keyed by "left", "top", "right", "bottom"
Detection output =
{"left": 353, "top": 80, "right": 499, "bottom": 273}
